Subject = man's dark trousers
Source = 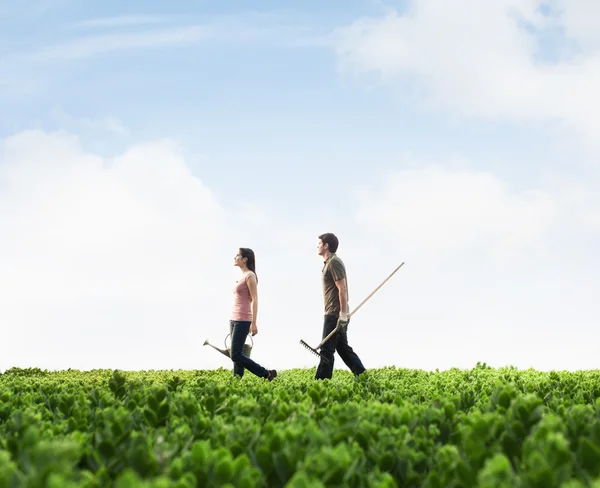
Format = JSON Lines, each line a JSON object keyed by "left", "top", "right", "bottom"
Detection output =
{"left": 315, "top": 314, "right": 366, "bottom": 380}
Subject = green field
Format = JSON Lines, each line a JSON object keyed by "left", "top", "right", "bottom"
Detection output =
{"left": 1, "top": 365, "right": 600, "bottom": 487}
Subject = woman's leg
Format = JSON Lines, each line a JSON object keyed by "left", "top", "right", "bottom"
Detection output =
{"left": 229, "top": 320, "right": 245, "bottom": 377}
{"left": 230, "top": 320, "right": 272, "bottom": 379}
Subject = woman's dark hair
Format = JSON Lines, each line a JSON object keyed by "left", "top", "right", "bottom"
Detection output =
{"left": 239, "top": 248, "right": 258, "bottom": 283}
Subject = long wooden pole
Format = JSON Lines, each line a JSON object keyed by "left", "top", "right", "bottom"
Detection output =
{"left": 316, "top": 261, "right": 405, "bottom": 349}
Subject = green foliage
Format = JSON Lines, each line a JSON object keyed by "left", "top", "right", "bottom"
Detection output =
{"left": 1, "top": 366, "right": 600, "bottom": 487}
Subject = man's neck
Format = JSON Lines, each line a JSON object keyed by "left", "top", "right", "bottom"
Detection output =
{"left": 323, "top": 251, "right": 333, "bottom": 262}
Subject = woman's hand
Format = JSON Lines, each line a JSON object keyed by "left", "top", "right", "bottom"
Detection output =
{"left": 250, "top": 323, "right": 258, "bottom": 336}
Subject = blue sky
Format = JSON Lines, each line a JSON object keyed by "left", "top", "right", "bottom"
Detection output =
{"left": 1, "top": 0, "right": 599, "bottom": 372}
{"left": 2, "top": 1, "right": 415, "bottom": 211}
{"left": 1, "top": 0, "right": 580, "bottom": 196}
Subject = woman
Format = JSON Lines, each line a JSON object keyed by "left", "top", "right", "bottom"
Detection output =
{"left": 230, "top": 247, "right": 277, "bottom": 381}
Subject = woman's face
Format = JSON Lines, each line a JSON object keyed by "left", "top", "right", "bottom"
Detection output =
{"left": 234, "top": 250, "right": 246, "bottom": 267}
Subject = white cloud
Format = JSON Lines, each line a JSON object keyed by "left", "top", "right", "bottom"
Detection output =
{"left": 555, "top": 0, "right": 600, "bottom": 51}
{"left": 73, "top": 15, "right": 173, "bottom": 30}
{"left": 1, "top": 130, "right": 598, "bottom": 374}
{"left": 1, "top": 12, "right": 319, "bottom": 66}
{"left": 0, "top": 131, "right": 226, "bottom": 370}
{"left": 0, "top": 130, "right": 338, "bottom": 372}
{"left": 1, "top": 130, "right": 223, "bottom": 303}
{"left": 48, "top": 110, "right": 131, "bottom": 137}
{"left": 27, "top": 26, "right": 211, "bottom": 61}
{"left": 332, "top": 0, "right": 600, "bottom": 149}
{"left": 356, "top": 162, "right": 559, "bottom": 258}
{"left": 348, "top": 156, "right": 600, "bottom": 371}
{"left": 328, "top": 0, "right": 600, "bottom": 370}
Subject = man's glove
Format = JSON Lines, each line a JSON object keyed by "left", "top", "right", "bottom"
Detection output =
{"left": 337, "top": 312, "right": 350, "bottom": 329}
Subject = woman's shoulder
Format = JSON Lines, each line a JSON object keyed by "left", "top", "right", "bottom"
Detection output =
{"left": 244, "top": 270, "right": 257, "bottom": 281}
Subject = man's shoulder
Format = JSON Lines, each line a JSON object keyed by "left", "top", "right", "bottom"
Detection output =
{"left": 328, "top": 255, "right": 347, "bottom": 280}
{"left": 330, "top": 254, "right": 345, "bottom": 267}
{"left": 323, "top": 254, "right": 344, "bottom": 268}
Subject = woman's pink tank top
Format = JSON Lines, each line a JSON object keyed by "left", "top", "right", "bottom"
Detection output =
{"left": 231, "top": 271, "right": 254, "bottom": 321}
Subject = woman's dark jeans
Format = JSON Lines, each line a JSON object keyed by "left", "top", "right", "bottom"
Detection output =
{"left": 229, "top": 320, "right": 269, "bottom": 378}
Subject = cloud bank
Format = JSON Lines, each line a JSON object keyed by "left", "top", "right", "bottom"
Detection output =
{"left": 1, "top": 130, "right": 599, "bottom": 372}
{"left": 2, "top": 0, "right": 599, "bottom": 372}
{"left": 0, "top": 131, "right": 333, "bottom": 372}
{"left": 351, "top": 158, "right": 600, "bottom": 372}
{"left": 333, "top": 0, "right": 600, "bottom": 150}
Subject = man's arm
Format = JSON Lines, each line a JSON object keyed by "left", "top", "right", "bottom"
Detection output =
{"left": 335, "top": 278, "right": 349, "bottom": 315}
{"left": 330, "top": 258, "right": 349, "bottom": 319}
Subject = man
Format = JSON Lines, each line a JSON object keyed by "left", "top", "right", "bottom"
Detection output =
{"left": 315, "top": 232, "right": 366, "bottom": 380}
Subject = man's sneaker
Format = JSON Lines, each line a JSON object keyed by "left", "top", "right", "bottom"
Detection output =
{"left": 266, "top": 370, "right": 277, "bottom": 382}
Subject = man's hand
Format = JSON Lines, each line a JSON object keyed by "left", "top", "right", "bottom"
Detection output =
{"left": 250, "top": 323, "right": 258, "bottom": 336}
{"left": 337, "top": 312, "right": 349, "bottom": 329}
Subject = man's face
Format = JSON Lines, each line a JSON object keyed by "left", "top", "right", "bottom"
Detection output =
{"left": 317, "top": 239, "right": 327, "bottom": 256}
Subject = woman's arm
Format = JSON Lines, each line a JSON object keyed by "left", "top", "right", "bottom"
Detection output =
{"left": 247, "top": 273, "right": 258, "bottom": 335}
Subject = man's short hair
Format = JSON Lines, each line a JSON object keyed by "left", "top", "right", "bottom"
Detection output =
{"left": 319, "top": 233, "right": 339, "bottom": 253}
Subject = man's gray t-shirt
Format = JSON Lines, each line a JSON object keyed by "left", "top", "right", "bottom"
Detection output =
{"left": 322, "top": 253, "right": 348, "bottom": 316}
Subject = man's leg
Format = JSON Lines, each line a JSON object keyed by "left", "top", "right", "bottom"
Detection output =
{"left": 315, "top": 315, "right": 339, "bottom": 380}
{"left": 335, "top": 320, "right": 366, "bottom": 376}
{"left": 230, "top": 321, "right": 271, "bottom": 379}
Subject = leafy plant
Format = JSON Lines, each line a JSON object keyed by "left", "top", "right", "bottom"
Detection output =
{"left": 1, "top": 366, "right": 600, "bottom": 487}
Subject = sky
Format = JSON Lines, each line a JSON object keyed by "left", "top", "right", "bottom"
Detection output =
{"left": 1, "top": 0, "right": 599, "bottom": 373}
